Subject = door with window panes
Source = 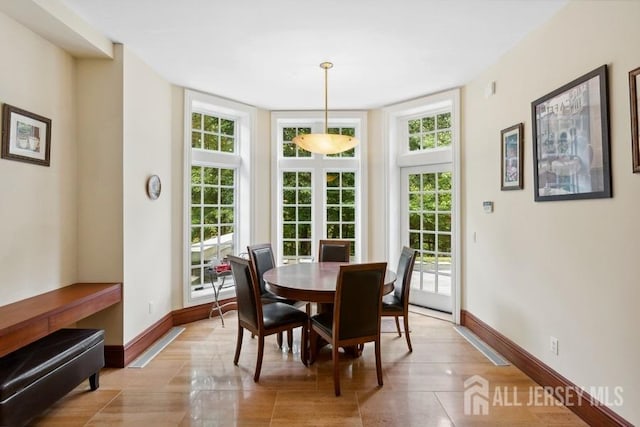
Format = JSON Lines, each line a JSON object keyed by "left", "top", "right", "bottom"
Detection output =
{"left": 189, "top": 112, "right": 238, "bottom": 298}
{"left": 402, "top": 165, "right": 453, "bottom": 313}
{"left": 278, "top": 123, "right": 360, "bottom": 264}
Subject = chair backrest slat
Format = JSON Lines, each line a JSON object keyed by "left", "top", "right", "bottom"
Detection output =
{"left": 334, "top": 262, "right": 387, "bottom": 341}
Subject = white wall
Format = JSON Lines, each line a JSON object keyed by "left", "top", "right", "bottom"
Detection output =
{"left": 75, "top": 46, "right": 125, "bottom": 345}
{"left": 170, "top": 85, "right": 185, "bottom": 310}
{"left": 0, "top": 11, "right": 77, "bottom": 304}
{"left": 122, "top": 47, "right": 173, "bottom": 342}
{"left": 462, "top": 1, "right": 639, "bottom": 423}
{"left": 367, "top": 109, "right": 387, "bottom": 261}
{"left": 254, "top": 109, "right": 272, "bottom": 244}
{"left": 76, "top": 49, "right": 124, "bottom": 283}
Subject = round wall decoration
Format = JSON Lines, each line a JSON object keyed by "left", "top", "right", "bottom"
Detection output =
{"left": 146, "top": 175, "right": 161, "bottom": 200}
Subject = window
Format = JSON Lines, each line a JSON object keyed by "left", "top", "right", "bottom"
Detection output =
{"left": 190, "top": 165, "right": 236, "bottom": 289}
{"left": 326, "top": 171, "right": 356, "bottom": 257}
{"left": 184, "top": 90, "right": 254, "bottom": 306}
{"left": 408, "top": 111, "right": 452, "bottom": 151}
{"left": 407, "top": 170, "right": 452, "bottom": 295}
{"left": 272, "top": 112, "right": 366, "bottom": 264}
{"left": 282, "top": 171, "right": 313, "bottom": 261}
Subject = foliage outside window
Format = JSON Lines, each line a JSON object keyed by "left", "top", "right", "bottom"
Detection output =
{"left": 408, "top": 112, "right": 452, "bottom": 151}
{"left": 282, "top": 127, "right": 312, "bottom": 157}
{"left": 275, "top": 113, "right": 364, "bottom": 264}
{"left": 190, "top": 109, "right": 238, "bottom": 290}
{"left": 326, "top": 171, "right": 356, "bottom": 257}
{"left": 408, "top": 171, "right": 452, "bottom": 293}
{"left": 282, "top": 171, "right": 313, "bottom": 261}
{"left": 326, "top": 127, "right": 356, "bottom": 158}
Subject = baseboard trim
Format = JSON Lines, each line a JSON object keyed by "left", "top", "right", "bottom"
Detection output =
{"left": 461, "top": 310, "right": 632, "bottom": 427}
{"left": 172, "top": 298, "right": 237, "bottom": 325}
{"left": 104, "top": 313, "right": 173, "bottom": 368}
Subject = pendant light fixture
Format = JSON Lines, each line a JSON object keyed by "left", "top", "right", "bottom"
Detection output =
{"left": 292, "top": 62, "right": 359, "bottom": 155}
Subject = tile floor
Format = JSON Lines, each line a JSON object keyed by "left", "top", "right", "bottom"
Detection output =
{"left": 30, "top": 313, "right": 588, "bottom": 426}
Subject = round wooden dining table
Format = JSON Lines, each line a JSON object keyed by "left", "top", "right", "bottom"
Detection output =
{"left": 264, "top": 262, "right": 396, "bottom": 362}
{"left": 263, "top": 262, "right": 397, "bottom": 304}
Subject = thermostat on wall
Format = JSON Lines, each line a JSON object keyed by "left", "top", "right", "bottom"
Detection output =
{"left": 483, "top": 201, "right": 494, "bottom": 213}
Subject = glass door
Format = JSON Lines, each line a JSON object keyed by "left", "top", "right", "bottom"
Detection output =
{"left": 401, "top": 165, "right": 453, "bottom": 313}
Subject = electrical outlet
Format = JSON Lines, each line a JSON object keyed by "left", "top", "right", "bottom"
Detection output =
{"left": 148, "top": 301, "right": 155, "bottom": 314}
{"left": 550, "top": 336, "right": 559, "bottom": 355}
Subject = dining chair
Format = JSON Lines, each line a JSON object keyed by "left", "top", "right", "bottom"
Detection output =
{"left": 318, "top": 239, "right": 351, "bottom": 262}
{"left": 381, "top": 246, "right": 418, "bottom": 352}
{"left": 228, "top": 255, "right": 309, "bottom": 382}
{"left": 309, "top": 262, "right": 387, "bottom": 396}
{"left": 247, "top": 243, "right": 306, "bottom": 350}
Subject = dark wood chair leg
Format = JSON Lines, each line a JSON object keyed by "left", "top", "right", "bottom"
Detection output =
{"left": 375, "top": 338, "right": 383, "bottom": 387}
{"left": 287, "top": 329, "right": 293, "bottom": 352}
{"left": 394, "top": 315, "right": 402, "bottom": 337}
{"left": 309, "top": 327, "right": 317, "bottom": 365}
{"left": 254, "top": 336, "right": 265, "bottom": 382}
{"left": 403, "top": 315, "right": 413, "bottom": 352}
{"left": 301, "top": 325, "right": 308, "bottom": 366}
{"left": 277, "top": 331, "right": 283, "bottom": 348}
{"left": 234, "top": 326, "right": 244, "bottom": 365}
{"left": 333, "top": 344, "right": 341, "bottom": 396}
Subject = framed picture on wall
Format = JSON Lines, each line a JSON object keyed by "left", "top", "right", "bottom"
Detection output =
{"left": 629, "top": 66, "right": 640, "bottom": 173}
{"left": 500, "top": 123, "right": 524, "bottom": 190}
{"left": 1, "top": 104, "right": 52, "bottom": 167}
{"left": 531, "top": 65, "right": 611, "bottom": 202}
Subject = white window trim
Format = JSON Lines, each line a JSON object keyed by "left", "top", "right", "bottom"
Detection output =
{"left": 183, "top": 89, "right": 256, "bottom": 307}
{"left": 271, "top": 111, "right": 368, "bottom": 264}
{"left": 383, "top": 89, "right": 461, "bottom": 323}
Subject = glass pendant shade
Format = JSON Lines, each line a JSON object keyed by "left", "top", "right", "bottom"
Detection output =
{"left": 293, "top": 62, "right": 360, "bottom": 155}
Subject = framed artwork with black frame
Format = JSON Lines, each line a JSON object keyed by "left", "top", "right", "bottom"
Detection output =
{"left": 531, "top": 65, "right": 611, "bottom": 202}
{"left": 501, "top": 123, "right": 524, "bottom": 190}
{"left": 1, "top": 104, "right": 51, "bottom": 167}
{"left": 629, "top": 66, "right": 640, "bottom": 173}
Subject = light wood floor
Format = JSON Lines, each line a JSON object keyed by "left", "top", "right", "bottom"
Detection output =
{"left": 31, "top": 313, "right": 587, "bottom": 426}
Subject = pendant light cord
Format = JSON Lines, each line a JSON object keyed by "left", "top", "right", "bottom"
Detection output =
{"left": 320, "top": 61, "right": 333, "bottom": 134}
{"left": 323, "top": 63, "right": 329, "bottom": 133}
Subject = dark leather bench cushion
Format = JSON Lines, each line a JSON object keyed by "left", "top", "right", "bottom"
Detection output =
{"left": 0, "top": 328, "right": 104, "bottom": 401}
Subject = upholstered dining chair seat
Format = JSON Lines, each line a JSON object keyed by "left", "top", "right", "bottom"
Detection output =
{"left": 309, "top": 312, "right": 333, "bottom": 337}
{"left": 381, "top": 294, "right": 403, "bottom": 311}
{"left": 262, "top": 303, "right": 308, "bottom": 329}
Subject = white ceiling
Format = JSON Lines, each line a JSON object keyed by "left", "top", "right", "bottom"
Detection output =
{"left": 60, "top": 0, "right": 567, "bottom": 110}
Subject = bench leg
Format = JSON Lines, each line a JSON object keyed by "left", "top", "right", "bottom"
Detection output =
{"left": 89, "top": 371, "right": 100, "bottom": 391}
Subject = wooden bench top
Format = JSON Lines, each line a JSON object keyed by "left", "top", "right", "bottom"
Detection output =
{"left": 0, "top": 283, "right": 122, "bottom": 357}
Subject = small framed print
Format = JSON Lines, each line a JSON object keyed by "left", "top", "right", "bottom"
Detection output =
{"left": 501, "top": 123, "right": 524, "bottom": 190}
{"left": 1, "top": 104, "right": 51, "bottom": 167}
